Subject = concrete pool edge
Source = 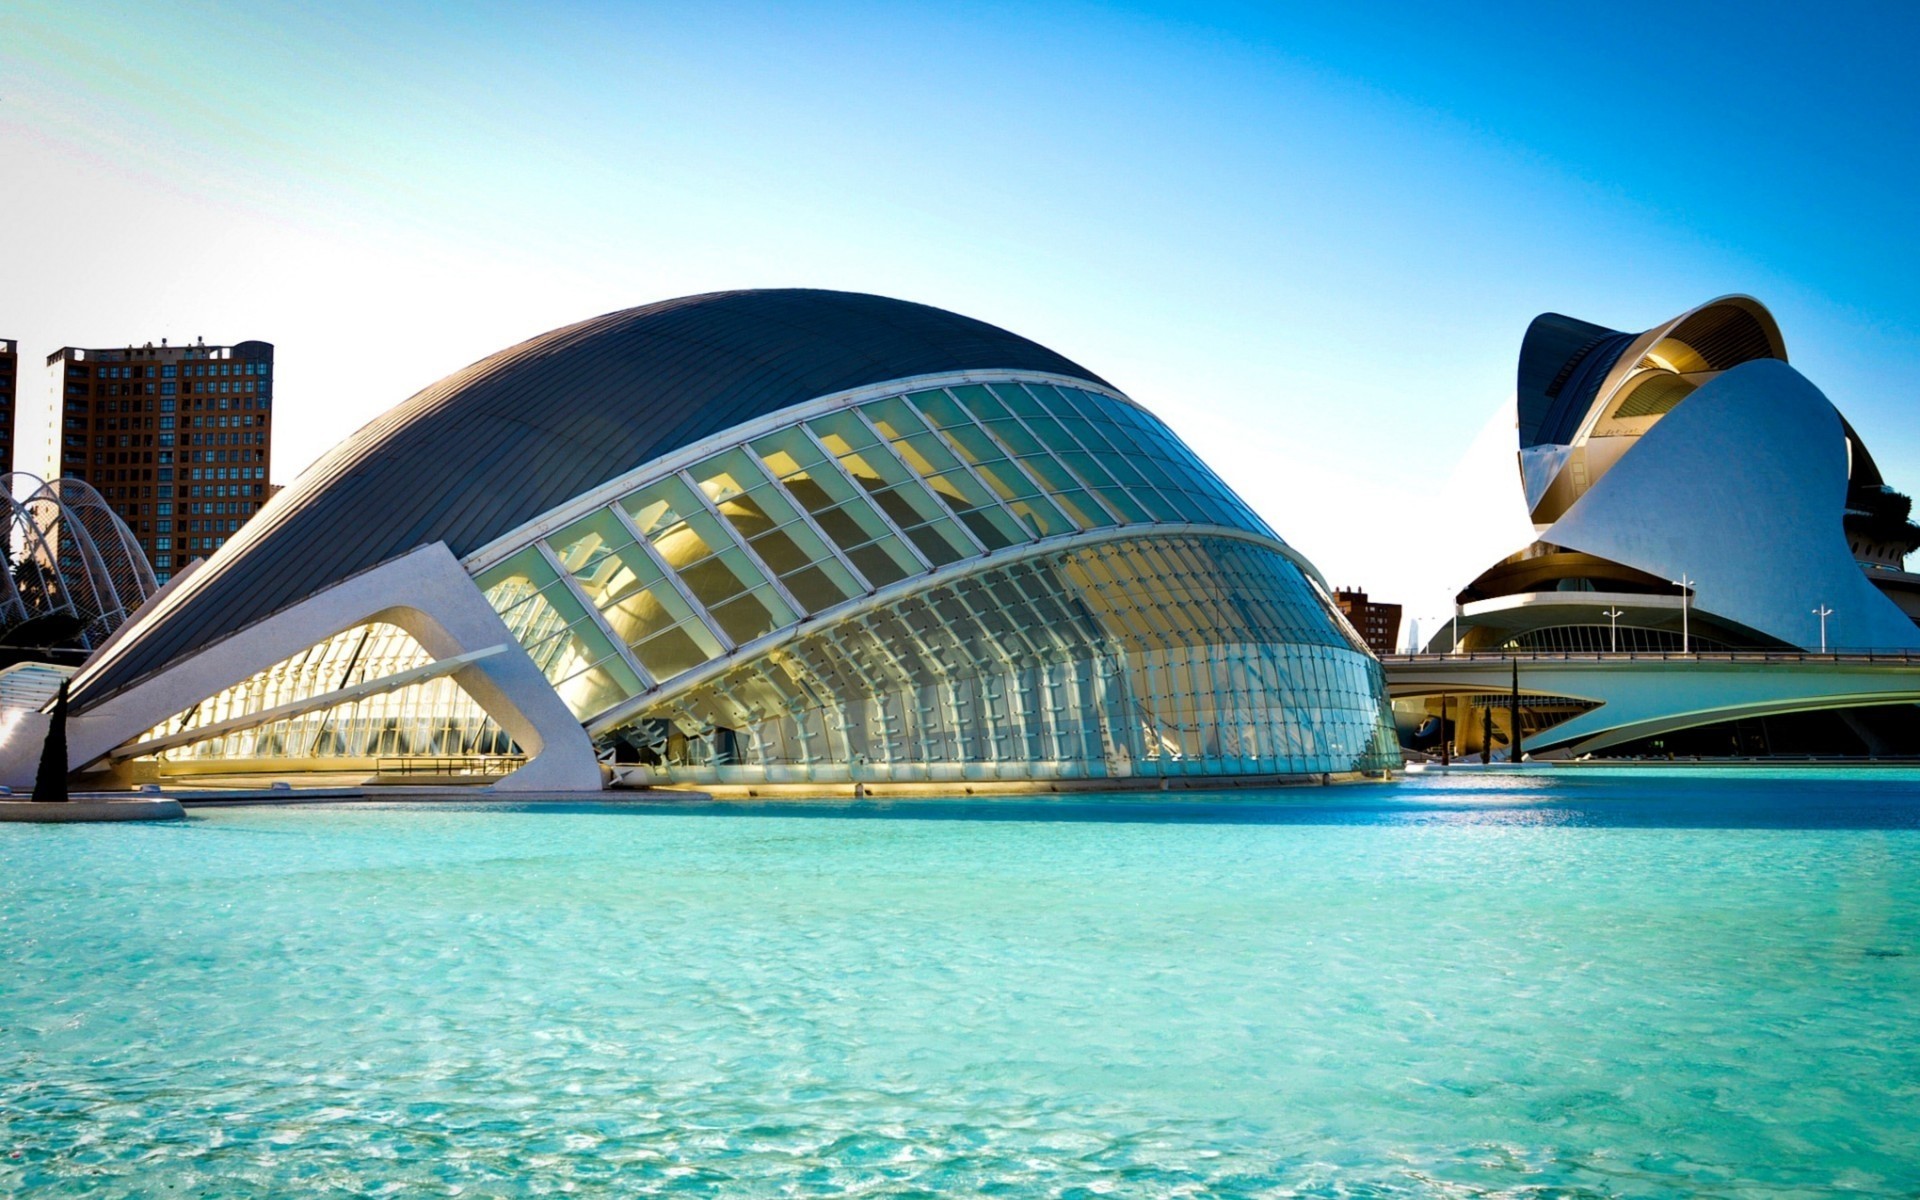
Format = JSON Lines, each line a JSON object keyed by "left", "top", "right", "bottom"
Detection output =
{"left": 0, "top": 797, "right": 185, "bottom": 822}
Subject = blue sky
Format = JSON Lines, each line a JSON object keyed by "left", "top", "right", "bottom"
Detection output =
{"left": 5, "top": 0, "right": 1917, "bottom": 632}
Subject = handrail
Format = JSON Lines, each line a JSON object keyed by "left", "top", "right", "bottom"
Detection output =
{"left": 1380, "top": 649, "right": 1920, "bottom": 665}
{"left": 375, "top": 755, "right": 527, "bottom": 777}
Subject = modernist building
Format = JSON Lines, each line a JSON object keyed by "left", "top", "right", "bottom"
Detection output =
{"left": 44, "top": 339, "right": 274, "bottom": 584}
{"left": 5, "top": 290, "right": 1398, "bottom": 791}
{"left": 0, "top": 339, "right": 17, "bottom": 475}
{"left": 1396, "top": 295, "right": 1920, "bottom": 758}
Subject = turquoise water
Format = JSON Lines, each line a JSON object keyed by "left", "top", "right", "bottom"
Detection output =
{"left": 3, "top": 771, "right": 1918, "bottom": 1197}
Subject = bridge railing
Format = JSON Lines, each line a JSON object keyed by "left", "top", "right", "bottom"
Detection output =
{"left": 1379, "top": 649, "right": 1920, "bottom": 665}
{"left": 375, "top": 755, "right": 528, "bottom": 777}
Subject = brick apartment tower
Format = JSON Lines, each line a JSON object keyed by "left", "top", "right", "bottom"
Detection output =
{"left": 45, "top": 339, "right": 273, "bottom": 585}
{"left": 0, "top": 339, "right": 16, "bottom": 474}
{"left": 1333, "top": 587, "right": 1403, "bottom": 656}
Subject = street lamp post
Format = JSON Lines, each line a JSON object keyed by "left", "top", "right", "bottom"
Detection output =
{"left": 1671, "top": 574, "right": 1695, "bottom": 653}
{"left": 1601, "top": 606, "right": 1624, "bottom": 654}
{"left": 1814, "top": 604, "right": 1833, "bottom": 654}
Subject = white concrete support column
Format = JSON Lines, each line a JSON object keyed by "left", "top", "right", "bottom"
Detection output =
{"left": 0, "top": 542, "right": 604, "bottom": 792}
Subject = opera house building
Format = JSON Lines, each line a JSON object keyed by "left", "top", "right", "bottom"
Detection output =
{"left": 1398, "top": 295, "right": 1920, "bottom": 758}
{"left": 1, "top": 290, "right": 1400, "bottom": 792}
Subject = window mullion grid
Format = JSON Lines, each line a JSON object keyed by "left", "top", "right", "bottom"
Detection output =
{"left": 1044, "top": 388, "right": 1165, "bottom": 525}
{"left": 943, "top": 384, "right": 1121, "bottom": 529}
{"left": 606, "top": 502, "right": 738, "bottom": 656}
{"left": 533, "top": 539, "right": 658, "bottom": 691}
{"left": 817, "top": 623, "right": 888, "bottom": 766}
{"left": 676, "top": 467, "right": 808, "bottom": 621}
{"left": 1168, "top": 432, "right": 1271, "bottom": 537}
{"left": 939, "top": 385, "right": 1053, "bottom": 506}
{"left": 996, "top": 383, "right": 1133, "bottom": 526}
{"left": 896, "top": 391, "right": 1039, "bottom": 547}
{"left": 708, "top": 673, "right": 770, "bottom": 769}
{"left": 734, "top": 441, "right": 876, "bottom": 593}
{"left": 886, "top": 589, "right": 969, "bottom": 764}
{"left": 944, "top": 573, "right": 1029, "bottom": 763}
{"left": 847, "top": 407, "right": 990, "bottom": 557}
{"left": 881, "top": 625, "right": 934, "bottom": 768}
{"left": 797, "top": 422, "right": 935, "bottom": 573}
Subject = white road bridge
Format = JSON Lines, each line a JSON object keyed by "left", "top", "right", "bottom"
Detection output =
{"left": 1379, "top": 651, "right": 1920, "bottom": 758}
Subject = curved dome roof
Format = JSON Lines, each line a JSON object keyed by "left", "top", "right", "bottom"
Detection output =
{"left": 73, "top": 289, "right": 1108, "bottom": 705}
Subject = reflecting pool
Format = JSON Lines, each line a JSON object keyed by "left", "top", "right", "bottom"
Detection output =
{"left": 3, "top": 769, "right": 1918, "bottom": 1196}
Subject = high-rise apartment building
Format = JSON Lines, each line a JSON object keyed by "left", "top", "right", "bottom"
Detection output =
{"left": 1333, "top": 587, "right": 1403, "bottom": 656}
{"left": 45, "top": 339, "right": 273, "bottom": 584}
{"left": 0, "top": 339, "right": 17, "bottom": 475}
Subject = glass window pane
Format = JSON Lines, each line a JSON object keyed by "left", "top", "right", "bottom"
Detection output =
{"left": 808, "top": 411, "right": 910, "bottom": 488}
{"left": 649, "top": 521, "right": 715, "bottom": 570}
{"left": 1057, "top": 413, "right": 1117, "bottom": 456}
{"left": 622, "top": 475, "right": 706, "bottom": 538}
{"left": 710, "top": 591, "right": 785, "bottom": 645}
{"left": 548, "top": 508, "right": 634, "bottom": 575}
{"left": 680, "top": 550, "right": 754, "bottom": 609}
{"left": 1005, "top": 495, "right": 1074, "bottom": 538}
{"left": 868, "top": 487, "right": 976, "bottom": 559}
{"left": 1016, "top": 410, "right": 1086, "bottom": 461}
{"left": 952, "top": 383, "right": 1010, "bottom": 421}
{"left": 1092, "top": 486, "right": 1153, "bottom": 524}
{"left": 548, "top": 511, "right": 672, "bottom": 611}
{"left": 1059, "top": 450, "right": 1120, "bottom": 491}
{"left": 813, "top": 500, "right": 893, "bottom": 549}
{"left": 849, "top": 542, "right": 914, "bottom": 587}
{"left": 753, "top": 429, "right": 862, "bottom": 502}
{"left": 599, "top": 584, "right": 688, "bottom": 647}
{"left": 555, "top": 663, "right": 636, "bottom": 720}
{"left": 1099, "top": 448, "right": 1155, "bottom": 490}
{"left": 907, "top": 388, "right": 972, "bottom": 429}
{"left": 474, "top": 548, "right": 642, "bottom": 715}
{"left": 748, "top": 526, "right": 812, "bottom": 575}
{"left": 966, "top": 455, "right": 1040, "bottom": 502}
{"left": 983, "top": 416, "right": 1046, "bottom": 459}
{"left": 902, "top": 523, "right": 968, "bottom": 567}
{"left": 988, "top": 382, "right": 1047, "bottom": 421}
{"left": 688, "top": 447, "right": 763, "bottom": 505}
{"left": 719, "top": 491, "right": 780, "bottom": 539}
{"left": 934, "top": 421, "right": 1018, "bottom": 471}
{"left": 781, "top": 563, "right": 858, "bottom": 610}
{"left": 692, "top": 448, "right": 824, "bottom": 540}
{"left": 632, "top": 626, "right": 714, "bottom": 682}
{"left": 955, "top": 508, "right": 1021, "bottom": 550}
{"left": 868, "top": 485, "right": 926, "bottom": 531}
{"left": 864, "top": 397, "right": 1023, "bottom": 549}
{"left": 1051, "top": 488, "right": 1114, "bottom": 529}
{"left": 1022, "top": 382, "right": 1073, "bottom": 412}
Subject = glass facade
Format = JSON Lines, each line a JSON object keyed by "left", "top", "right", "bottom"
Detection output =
{"left": 471, "top": 378, "right": 1289, "bottom": 723}
{"left": 600, "top": 534, "right": 1396, "bottom": 784}
{"left": 135, "top": 621, "right": 517, "bottom": 766}
{"left": 457, "top": 377, "right": 1394, "bottom": 783}
{"left": 130, "top": 375, "right": 1395, "bottom": 783}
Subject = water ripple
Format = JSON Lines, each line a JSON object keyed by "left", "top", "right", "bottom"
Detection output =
{"left": 2, "top": 775, "right": 1917, "bottom": 1196}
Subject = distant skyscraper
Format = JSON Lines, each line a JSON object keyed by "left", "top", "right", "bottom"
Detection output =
{"left": 44, "top": 339, "right": 273, "bottom": 584}
{"left": 0, "top": 338, "right": 16, "bottom": 475}
{"left": 1334, "top": 587, "right": 1402, "bottom": 656}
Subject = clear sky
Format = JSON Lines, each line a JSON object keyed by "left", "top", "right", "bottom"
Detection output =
{"left": 4, "top": 0, "right": 1917, "bottom": 638}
